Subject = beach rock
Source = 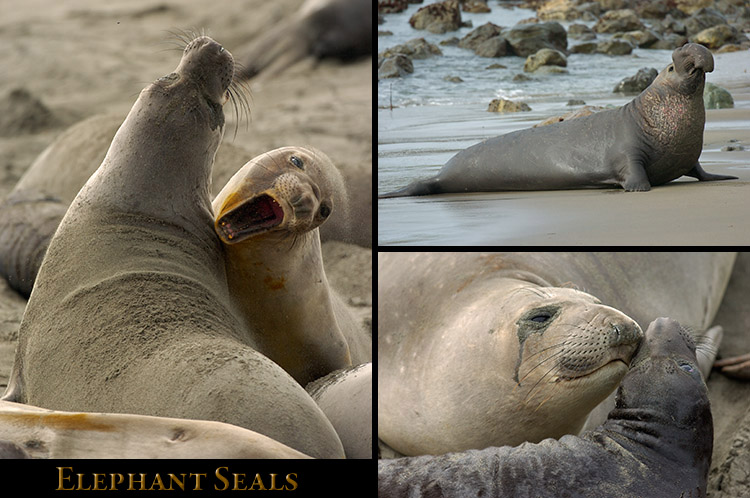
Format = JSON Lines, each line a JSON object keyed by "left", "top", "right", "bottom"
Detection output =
{"left": 487, "top": 98, "right": 531, "bottom": 113}
{"left": 568, "top": 23, "right": 596, "bottom": 40}
{"left": 444, "top": 76, "right": 464, "bottom": 83}
{"left": 378, "top": 0, "right": 409, "bottom": 14}
{"left": 614, "top": 30, "right": 660, "bottom": 48}
{"left": 567, "top": 99, "right": 586, "bottom": 106}
{"left": 593, "top": 9, "right": 645, "bottom": 34}
{"left": 685, "top": 8, "right": 728, "bottom": 37}
{"left": 378, "top": 55, "right": 414, "bottom": 79}
{"left": 570, "top": 41, "right": 598, "bottom": 53}
{"left": 440, "top": 37, "right": 460, "bottom": 46}
{"left": 650, "top": 33, "right": 689, "bottom": 50}
{"left": 596, "top": 39, "right": 633, "bottom": 55}
{"left": 476, "top": 36, "right": 509, "bottom": 57}
{"left": 704, "top": 82, "right": 734, "bottom": 109}
{"left": 459, "top": 22, "right": 503, "bottom": 51}
{"left": 512, "top": 73, "right": 533, "bottom": 82}
{"left": 676, "top": 0, "right": 713, "bottom": 15}
{"left": 409, "top": 0, "right": 462, "bottom": 34}
{"left": 485, "top": 63, "right": 507, "bottom": 69}
{"left": 721, "top": 144, "right": 745, "bottom": 152}
{"left": 691, "top": 24, "right": 743, "bottom": 49}
{"left": 524, "top": 48, "right": 567, "bottom": 72}
{"left": 613, "top": 67, "right": 657, "bottom": 93}
{"left": 534, "top": 105, "right": 606, "bottom": 127}
{"left": 659, "top": 15, "right": 688, "bottom": 35}
{"left": 505, "top": 21, "right": 567, "bottom": 57}
{"left": 636, "top": 1, "right": 672, "bottom": 19}
{"left": 461, "top": 0, "right": 490, "bottom": 13}
{"left": 380, "top": 38, "right": 443, "bottom": 59}
{"left": 537, "top": 0, "right": 583, "bottom": 21}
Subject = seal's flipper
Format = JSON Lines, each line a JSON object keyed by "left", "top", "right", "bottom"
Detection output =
{"left": 378, "top": 177, "right": 442, "bottom": 199}
{"left": 686, "top": 162, "right": 738, "bottom": 182}
{"left": 696, "top": 325, "right": 723, "bottom": 380}
{"left": 714, "top": 352, "right": 750, "bottom": 380}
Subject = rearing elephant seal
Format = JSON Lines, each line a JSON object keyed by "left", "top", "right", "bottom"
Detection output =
{"left": 3, "top": 35, "right": 345, "bottom": 459}
{"left": 212, "top": 146, "right": 371, "bottom": 386}
{"left": 378, "top": 317, "right": 713, "bottom": 498}
{"left": 379, "top": 253, "right": 733, "bottom": 456}
{"left": 379, "top": 43, "right": 736, "bottom": 198}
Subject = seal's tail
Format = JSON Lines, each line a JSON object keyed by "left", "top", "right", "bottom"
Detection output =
{"left": 378, "top": 178, "right": 441, "bottom": 198}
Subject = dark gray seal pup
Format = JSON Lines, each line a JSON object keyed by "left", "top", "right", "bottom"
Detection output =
{"left": 237, "top": 0, "right": 372, "bottom": 79}
{"left": 2, "top": 35, "right": 345, "bottom": 459}
{"left": 379, "top": 43, "right": 736, "bottom": 198}
{"left": 378, "top": 317, "right": 713, "bottom": 498}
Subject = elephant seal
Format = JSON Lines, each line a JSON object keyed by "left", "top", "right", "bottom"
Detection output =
{"left": 379, "top": 252, "right": 733, "bottom": 456}
{"left": 307, "top": 362, "right": 372, "bottom": 459}
{"left": 2, "top": 35, "right": 345, "bottom": 459}
{"left": 378, "top": 43, "right": 736, "bottom": 198}
{"left": 237, "top": 0, "right": 372, "bottom": 80}
{"left": 212, "top": 146, "right": 371, "bottom": 385}
{"left": 0, "top": 400, "right": 309, "bottom": 459}
{"left": 378, "top": 317, "right": 713, "bottom": 498}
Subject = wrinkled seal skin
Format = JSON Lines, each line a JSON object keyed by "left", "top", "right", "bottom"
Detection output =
{"left": 379, "top": 253, "right": 734, "bottom": 456}
{"left": 379, "top": 43, "right": 736, "bottom": 198}
{"left": 237, "top": 0, "right": 372, "bottom": 79}
{"left": 378, "top": 317, "right": 713, "bottom": 498}
{"left": 2, "top": 36, "right": 345, "bottom": 459}
{"left": 212, "top": 146, "right": 371, "bottom": 386}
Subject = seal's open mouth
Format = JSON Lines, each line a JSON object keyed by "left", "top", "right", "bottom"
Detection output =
{"left": 216, "top": 194, "right": 284, "bottom": 242}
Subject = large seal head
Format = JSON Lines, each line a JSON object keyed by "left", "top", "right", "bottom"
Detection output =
{"left": 378, "top": 317, "right": 713, "bottom": 498}
{"left": 379, "top": 253, "right": 643, "bottom": 456}
{"left": 212, "top": 147, "right": 371, "bottom": 386}
{"left": 4, "top": 36, "right": 346, "bottom": 459}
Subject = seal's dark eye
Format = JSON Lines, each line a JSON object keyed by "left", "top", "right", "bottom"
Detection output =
{"left": 530, "top": 314, "right": 550, "bottom": 323}
{"left": 290, "top": 156, "right": 304, "bottom": 169}
{"left": 677, "top": 361, "right": 695, "bottom": 373}
{"left": 319, "top": 203, "right": 331, "bottom": 219}
{"left": 668, "top": 66, "right": 674, "bottom": 72}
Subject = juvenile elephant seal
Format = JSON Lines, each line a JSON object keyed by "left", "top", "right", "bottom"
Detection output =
{"left": 378, "top": 317, "right": 713, "bottom": 498}
{"left": 379, "top": 252, "right": 733, "bottom": 456}
{"left": 237, "top": 0, "right": 372, "bottom": 79}
{"left": 379, "top": 43, "right": 736, "bottom": 198}
{"left": 212, "top": 146, "right": 371, "bottom": 385}
{"left": 3, "top": 35, "right": 344, "bottom": 459}
{"left": 0, "top": 400, "right": 309, "bottom": 459}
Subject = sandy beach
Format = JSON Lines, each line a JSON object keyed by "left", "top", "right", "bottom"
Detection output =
{"left": 0, "top": 0, "right": 371, "bottom": 457}
{"left": 378, "top": 49, "right": 750, "bottom": 246}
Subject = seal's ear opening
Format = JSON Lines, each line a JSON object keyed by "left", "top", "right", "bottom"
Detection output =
{"left": 215, "top": 194, "right": 284, "bottom": 243}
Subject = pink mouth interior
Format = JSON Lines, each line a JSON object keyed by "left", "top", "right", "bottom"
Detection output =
{"left": 217, "top": 194, "right": 284, "bottom": 242}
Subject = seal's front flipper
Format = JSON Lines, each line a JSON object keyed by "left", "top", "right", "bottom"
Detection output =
{"left": 714, "top": 352, "right": 750, "bottom": 380}
{"left": 686, "top": 162, "right": 738, "bottom": 182}
{"left": 696, "top": 325, "right": 723, "bottom": 380}
{"left": 620, "top": 160, "right": 651, "bottom": 192}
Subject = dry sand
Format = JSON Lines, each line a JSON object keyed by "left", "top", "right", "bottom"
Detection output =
{"left": 0, "top": 0, "right": 371, "bottom": 444}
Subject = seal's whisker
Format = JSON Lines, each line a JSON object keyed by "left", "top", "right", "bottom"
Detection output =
{"left": 523, "top": 362, "right": 563, "bottom": 404}
{"left": 519, "top": 349, "right": 566, "bottom": 386}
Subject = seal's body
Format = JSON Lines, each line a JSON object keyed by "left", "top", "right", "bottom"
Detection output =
{"left": 378, "top": 317, "right": 713, "bottom": 498}
{"left": 379, "top": 44, "right": 735, "bottom": 198}
{"left": 3, "top": 36, "right": 344, "bottom": 459}
{"left": 212, "top": 146, "right": 371, "bottom": 386}
{"left": 378, "top": 252, "right": 734, "bottom": 456}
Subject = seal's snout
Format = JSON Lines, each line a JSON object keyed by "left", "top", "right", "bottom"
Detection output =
{"left": 673, "top": 43, "right": 714, "bottom": 75}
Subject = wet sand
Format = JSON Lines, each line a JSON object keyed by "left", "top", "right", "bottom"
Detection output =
{"left": 378, "top": 50, "right": 750, "bottom": 246}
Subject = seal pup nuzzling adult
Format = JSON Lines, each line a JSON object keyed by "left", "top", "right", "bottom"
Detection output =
{"left": 237, "top": 0, "right": 372, "bottom": 80}
{"left": 2, "top": 35, "right": 345, "bottom": 459}
{"left": 378, "top": 317, "right": 713, "bottom": 498}
{"left": 378, "top": 252, "right": 733, "bottom": 457}
{"left": 212, "top": 146, "right": 371, "bottom": 386}
{"left": 379, "top": 43, "right": 736, "bottom": 198}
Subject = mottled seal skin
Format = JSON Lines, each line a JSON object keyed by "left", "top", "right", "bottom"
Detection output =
{"left": 378, "top": 317, "right": 713, "bottom": 498}
{"left": 212, "top": 146, "right": 371, "bottom": 386}
{"left": 379, "top": 43, "right": 736, "bottom": 198}
{"left": 379, "top": 253, "right": 733, "bottom": 456}
{"left": 237, "top": 0, "right": 372, "bottom": 80}
{"left": 2, "top": 36, "right": 345, "bottom": 459}
{"left": 0, "top": 400, "right": 310, "bottom": 459}
{"left": 307, "top": 362, "right": 372, "bottom": 459}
